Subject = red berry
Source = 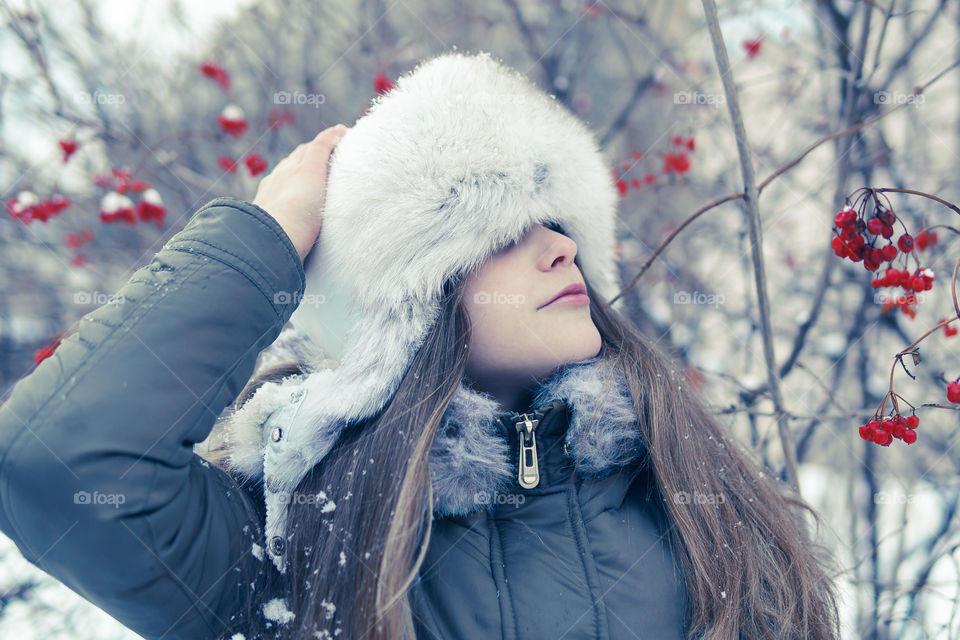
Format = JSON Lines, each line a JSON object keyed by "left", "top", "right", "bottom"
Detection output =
{"left": 867, "top": 218, "right": 884, "bottom": 235}
{"left": 244, "top": 152, "right": 268, "bottom": 177}
{"left": 880, "top": 244, "right": 898, "bottom": 262}
{"left": 943, "top": 319, "right": 958, "bottom": 337}
{"left": 834, "top": 209, "right": 857, "bottom": 228}
{"left": 831, "top": 236, "right": 847, "bottom": 257}
{"left": 59, "top": 139, "right": 78, "bottom": 163}
{"left": 906, "top": 415, "right": 919, "bottom": 429}
{"left": 948, "top": 381, "right": 960, "bottom": 404}
{"left": 897, "top": 234, "right": 914, "bottom": 252}
{"left": 902, "top": 429, "right": 917, "bottom": 444}
{"left": 877, "top": 209, "right": 896, "bottom": 225}
{"left": 374, "top": 71, "right": 395, "bottom": 95}
{"left": 881, "top": 225, "right": 894, "bottom": 239}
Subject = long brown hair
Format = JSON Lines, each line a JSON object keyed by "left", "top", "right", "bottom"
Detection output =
{"left": 205, "top": 264, "right": 842, "bottom": 640}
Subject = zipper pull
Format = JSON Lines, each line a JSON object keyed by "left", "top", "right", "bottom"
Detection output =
{"left": 515, "top": 413, "right": 541, "bottom": 489}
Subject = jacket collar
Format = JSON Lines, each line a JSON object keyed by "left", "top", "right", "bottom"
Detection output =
{"left": 200, "top": 343, "right": 644, "bottom": 523}
{"left": 429, "top": 353, "right": 645, "bottom": 518}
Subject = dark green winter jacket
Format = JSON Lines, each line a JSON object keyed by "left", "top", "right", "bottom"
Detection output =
{"left": 0, "top": 198, "right": 689, "bottom": 639}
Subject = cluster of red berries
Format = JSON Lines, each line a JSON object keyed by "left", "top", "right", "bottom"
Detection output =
{"left": 6, "top": 192, "right": 71, "bottom": 224}
{"left": 831, "top": 191, "right": 941, "bottom": 319}
{"left": 831, "top": 206, "right": 916, "bottom": 272}
{"left": 612, "top": 135, "right": 696, "bottom": 196}
{"left": 870, "top": 267, "right": 935, "bottom": 292}
{"left": 870, "top": 267, "right": 935, "bottom": 318}
{"left": 858, "top": 413, "right": 919, "bottom": 446}
{"left": 94, "top": 168, "right": 167, "bottom": 227}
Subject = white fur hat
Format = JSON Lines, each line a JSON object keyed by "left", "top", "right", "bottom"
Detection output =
{"left": 203, "top": 49, "right": 624, "bottom": 573}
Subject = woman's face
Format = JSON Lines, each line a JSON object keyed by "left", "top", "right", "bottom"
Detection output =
{"left": 463, "top": 221, "right": 602, "bottom": 409}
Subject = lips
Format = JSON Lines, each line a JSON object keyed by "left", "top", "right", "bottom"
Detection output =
{"left": 539, "top": 282, "right": 587, "bottom": 309}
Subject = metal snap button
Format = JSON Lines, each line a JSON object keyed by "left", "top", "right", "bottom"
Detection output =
{"left": 268, "top": 536, "right": 285, "bottom": 555}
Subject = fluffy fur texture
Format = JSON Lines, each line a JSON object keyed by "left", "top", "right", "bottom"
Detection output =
{"left": 430, "top": 351, "right": 645, "bottom": 519}
{"left": 198, "top": 329, "right": 646, "bottom": 573}
{"left": 199, "top": 49, "right": 625, "bottom": 573}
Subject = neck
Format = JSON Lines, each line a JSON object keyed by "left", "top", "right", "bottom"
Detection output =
{"left": 462, "top": 377, "right": 538, "bottom": 415}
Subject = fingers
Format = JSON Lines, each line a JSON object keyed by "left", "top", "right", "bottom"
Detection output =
{"left": 313, "top": 123, "right": 347, "bottom": 144}
{"left": 302, "top": 124, "right": 347, "bottom": 168}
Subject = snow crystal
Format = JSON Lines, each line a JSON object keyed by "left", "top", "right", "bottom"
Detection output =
{"left": 231, "top": 634, "right": 246, "bottom": 640}
{"left": 338, "top": 551, "right": 346, "bottom": 566}
{"left": 15, "top": 190, "right": 39, "bottom": 209}
{"left": 321, "top": 499, "right": 337, "bottom": 513}
{"left": 143, "top": 187, "right": 164, "bottom": 205}
{"left": 720, "top": 591, "right": 727, "bottom": 599}
{"left": 221, "top": 103, "right": 245, "bottom": 119}
{"left": 251, "top": 543, "right": 264, "bottom": 561}
{"left": 263, "top": 597, "right": 296, "bottom": 624}
{"left": 101, "top": 191, "right": 134, "bottom": 212}
{"left": 320, "top": 599, "right": 336, "bottom": 620}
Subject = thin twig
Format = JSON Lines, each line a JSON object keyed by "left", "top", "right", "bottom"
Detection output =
{"left": 699, "top": 0, "right": 799, "bottom": 492}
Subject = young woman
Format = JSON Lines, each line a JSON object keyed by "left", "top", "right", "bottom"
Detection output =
{"left": 0, "top": 51, "right": 842, "bottom": 640}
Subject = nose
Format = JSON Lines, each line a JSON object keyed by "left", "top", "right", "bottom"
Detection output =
{"left": 538, "top": 229, "right": 578, "bottom": 271}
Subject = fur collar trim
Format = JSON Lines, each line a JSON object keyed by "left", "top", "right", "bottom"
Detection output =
{"left": 431, "top": 352, "right": 645, "bottom": 518}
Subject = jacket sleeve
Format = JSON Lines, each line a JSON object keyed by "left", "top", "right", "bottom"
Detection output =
{"left": 0, "top": 197, "right": 305, "bottom": 640}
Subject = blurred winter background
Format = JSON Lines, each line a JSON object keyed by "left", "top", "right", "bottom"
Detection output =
{"left": 1, "top": 0, "right": 960, "bottom": 638}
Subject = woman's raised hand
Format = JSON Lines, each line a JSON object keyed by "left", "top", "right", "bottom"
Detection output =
{"left": 252, "top": 123, "right": 348, "bottom": 262}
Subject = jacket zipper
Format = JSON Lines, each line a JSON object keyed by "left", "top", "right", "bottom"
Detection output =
{"left": 514, "top": 412, "right": 541, "bottom": 488}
